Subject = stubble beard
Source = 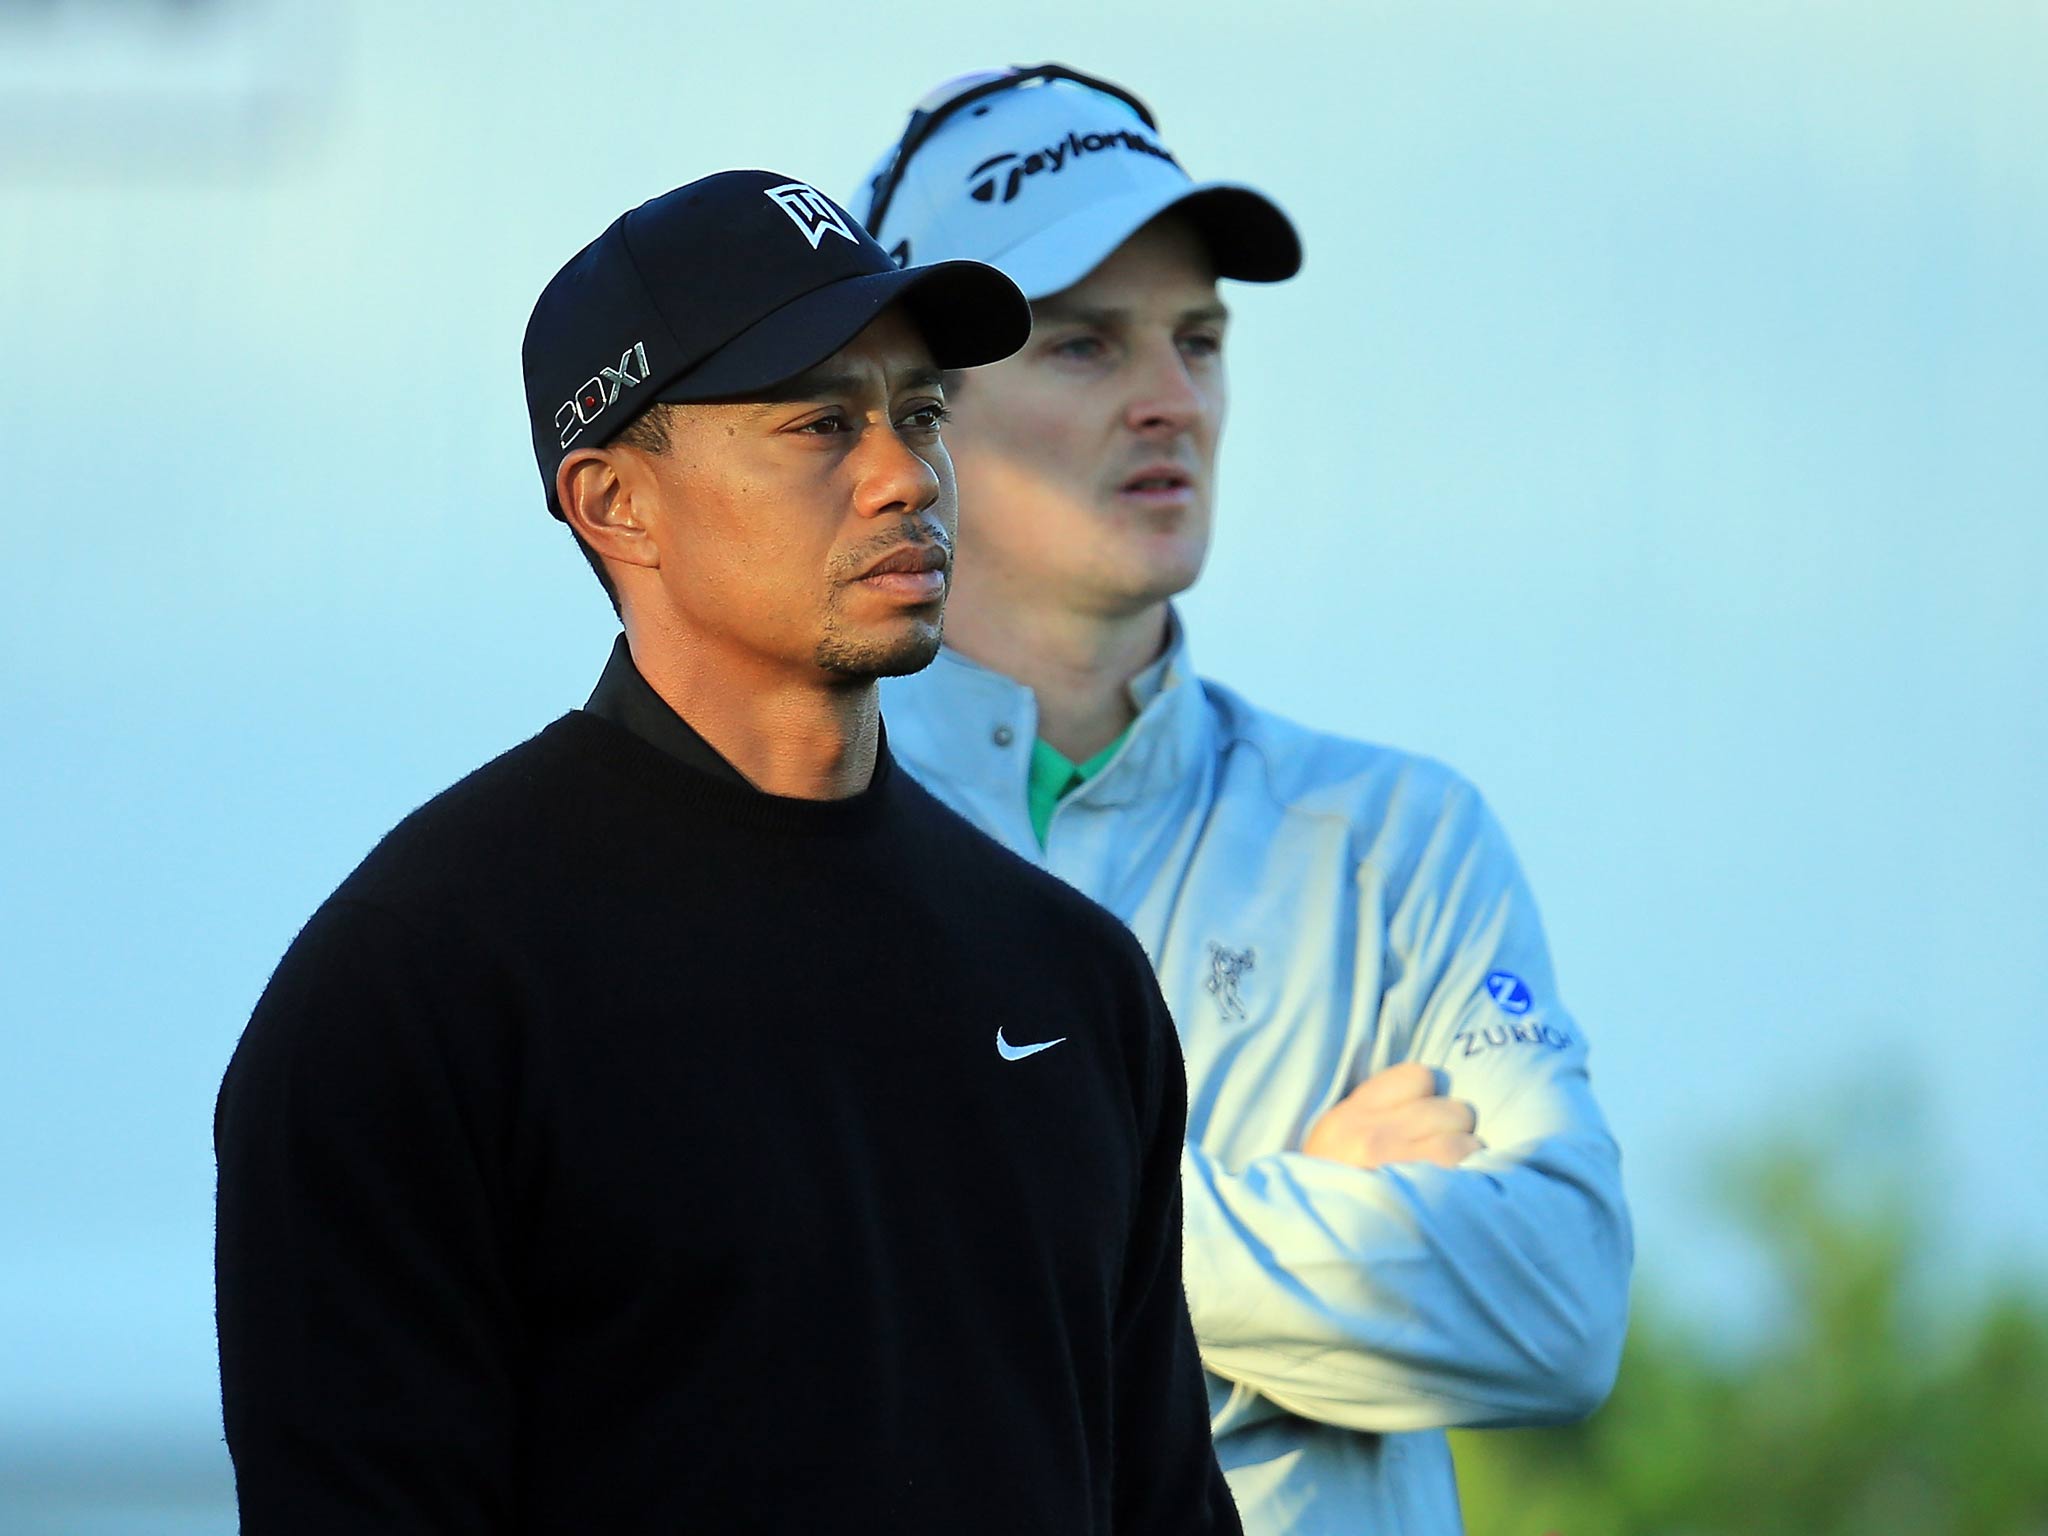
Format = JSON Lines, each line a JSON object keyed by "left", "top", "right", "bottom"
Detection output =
{"left": 813, "top": 606, "right": 945, "bottom": 679}
{"left": 815, "top": 521, "right": 954, "bottom": 678}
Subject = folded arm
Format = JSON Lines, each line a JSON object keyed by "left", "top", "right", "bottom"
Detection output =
{"left": 1181, "top": 785, "right": 1633, "bottom": 1433}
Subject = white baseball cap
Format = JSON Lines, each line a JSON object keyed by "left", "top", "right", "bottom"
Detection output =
{"left": 853, "top": 64, "right": 1302, "bottom": 300}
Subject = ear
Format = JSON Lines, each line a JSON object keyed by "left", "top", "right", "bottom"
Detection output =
{"left": 557, "top": 447, "right": 660, "bottom": 575}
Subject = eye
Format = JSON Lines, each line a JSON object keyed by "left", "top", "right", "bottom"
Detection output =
{"left": 1048, "top": 333, "right": 1108, "bottom": 363}
{"left": 900, "top": 401, "right": 952, "bottom": 433}
{"left": 793, "top": 411, "right": 851, "bottom": 435}
{"left": 1179, "top": 330, "right": 1223, "bottom": 361}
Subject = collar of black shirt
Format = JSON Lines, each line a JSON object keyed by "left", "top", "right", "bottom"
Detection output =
{"left": 580, "top": 633, "right": 755, "bottom": 790}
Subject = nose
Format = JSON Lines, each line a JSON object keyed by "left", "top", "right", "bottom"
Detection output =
{"left": 1122, "top": 337, "right": 1208, "bottom": 438}
{"left": 854, "top": 422, "right": 943, "bottom": 520}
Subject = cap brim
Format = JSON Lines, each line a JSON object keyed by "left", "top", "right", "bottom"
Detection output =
{"left": 990, "top": 180, "right": 1302, "bottom": 299}
{"left": 655, "top": 259, "right": 1030, "bottom": 403}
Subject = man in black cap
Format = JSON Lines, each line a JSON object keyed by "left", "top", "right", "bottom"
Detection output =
{"left": 214, "top": 170, "right": 1240, "bottom": 1536}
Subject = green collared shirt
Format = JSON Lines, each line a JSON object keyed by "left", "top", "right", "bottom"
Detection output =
{"left": 1026, "top": 729, "right": 1131, "bottom": 848}
{"left": 1021, "top": 623, "right": 1182, "bottom": 848}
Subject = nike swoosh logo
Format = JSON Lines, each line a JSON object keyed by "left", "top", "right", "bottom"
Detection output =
{"left": 995, "top": 1027, "right": 1066, "bottom": 1063}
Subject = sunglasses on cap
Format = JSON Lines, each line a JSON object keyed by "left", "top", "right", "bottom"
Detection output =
{"left": 861, "top": 63, "right": 1159, "bottom": 246}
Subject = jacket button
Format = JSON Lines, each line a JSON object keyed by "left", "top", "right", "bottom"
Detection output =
{"left": 992, "top": 725, "right": 1015, "bottom": 748}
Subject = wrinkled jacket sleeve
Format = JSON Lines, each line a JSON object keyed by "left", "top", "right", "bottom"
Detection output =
{"left": 215, "top": 900, "right": 519, "bottom": 1533}
{"left": 1113, "top": 950, "right": 1245, "bottom": 1534}
{"left": 1179, "top": 784, "right": 1633, "bottom": 1432}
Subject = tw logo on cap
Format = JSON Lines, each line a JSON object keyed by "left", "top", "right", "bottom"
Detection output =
{"left": 764, "top": 181, "right": 858, "bottom": 250}
{"left": 554, "top": 341, "right": 650, "bottom": 450}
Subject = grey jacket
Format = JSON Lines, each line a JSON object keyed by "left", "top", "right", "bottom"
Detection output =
{"left": 880, "top": 624, "right": 1632, "bottom": 1534}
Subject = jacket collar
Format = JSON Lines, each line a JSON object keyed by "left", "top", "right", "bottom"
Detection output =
{"left": 882, "top": 608, "right": 1210, "bottom": 827}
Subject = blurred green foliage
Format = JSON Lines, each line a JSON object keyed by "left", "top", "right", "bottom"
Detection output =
{"left": 1453, "top": 1136, "right": 2048, "bottom": 1536}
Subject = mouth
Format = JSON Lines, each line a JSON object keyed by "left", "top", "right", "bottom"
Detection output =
{"left": 859, "top": 544, "right": 949, "bottom": 578}
{"left": 853, "top": 541, "right": 951, "bottom": 604}
{"left": 1117, "top": 464, "right": 1196, "bottom": 505}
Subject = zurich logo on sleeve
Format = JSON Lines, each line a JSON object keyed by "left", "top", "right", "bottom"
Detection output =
{"left": 1484, "top": 971, "right": 1534, "bottom": 1015}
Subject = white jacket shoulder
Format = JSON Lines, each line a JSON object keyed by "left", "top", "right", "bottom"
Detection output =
{"left": 1199, "top": 679, "right": 1495, "bottom": 873}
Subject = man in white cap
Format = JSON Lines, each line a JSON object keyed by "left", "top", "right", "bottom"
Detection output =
{"left": 854, "top": 66, "right": 1634, "bottom": 1534}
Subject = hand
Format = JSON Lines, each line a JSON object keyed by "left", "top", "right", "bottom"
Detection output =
{"left": 1300, "top": 1062, "right": 1482, "bottom": 1170}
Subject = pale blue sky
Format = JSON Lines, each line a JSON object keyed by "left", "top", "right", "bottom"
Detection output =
{"left": 3, "top": 0, "right": 2044, "bottom": 1514}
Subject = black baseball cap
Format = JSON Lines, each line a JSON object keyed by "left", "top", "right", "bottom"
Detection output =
{"left": 522, "top": 169, "right": 1031, "bottom": 518}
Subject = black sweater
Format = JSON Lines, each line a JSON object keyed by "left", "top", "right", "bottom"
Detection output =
{"left": 214, "top": 707, "right": 1239, "bottom": 1535}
